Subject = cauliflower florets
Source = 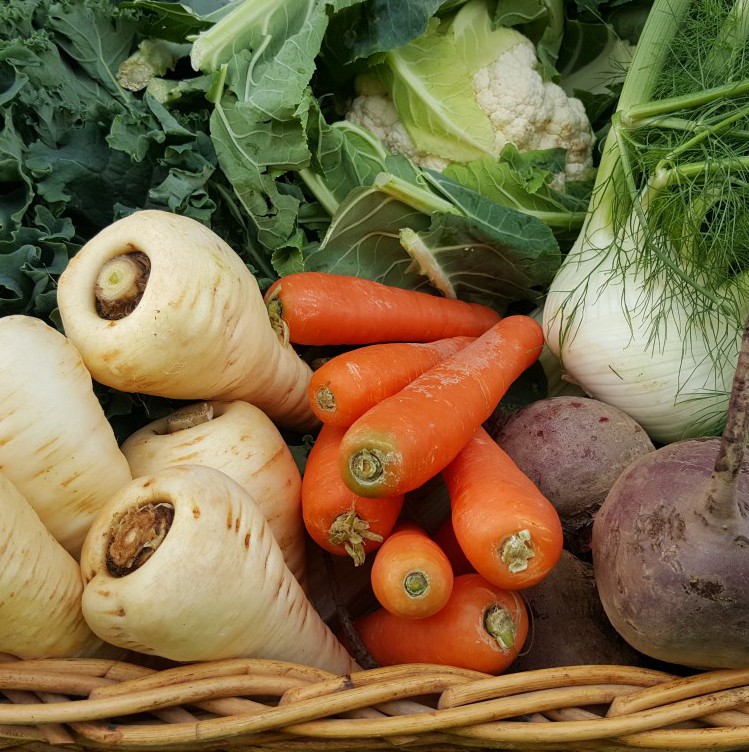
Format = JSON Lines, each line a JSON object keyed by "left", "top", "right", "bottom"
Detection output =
{"left": 346, "top": 35, "right": 594, "bottom": 186}
{"left": 472, "top": 36, "right": 594, "bottom": 184}
{"left": 345, "top": 94, "right": 451, "bottom": 173}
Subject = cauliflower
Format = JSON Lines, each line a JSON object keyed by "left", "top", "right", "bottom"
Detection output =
{"left": 346, "top": 94, "right": 453, "bottom": 173}
{"left": 344, "top": 10, "right": 595, "bottom": 189}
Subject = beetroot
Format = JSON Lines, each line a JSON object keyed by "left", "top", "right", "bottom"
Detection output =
{"left": 591, "top": 321, "right": 749, "bottom": 669}
{"left": 492, "top": 396, "right": 655, "bottom": 555}
{"left": 510, "top": 550, "right": 650, "bottom": 672}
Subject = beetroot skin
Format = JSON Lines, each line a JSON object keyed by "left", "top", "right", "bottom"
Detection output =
{"left": 494, "top": 396, "right": 655, "bottom": 554}
{"left": 592, "top": 436, "right": 749, "bottom": 668}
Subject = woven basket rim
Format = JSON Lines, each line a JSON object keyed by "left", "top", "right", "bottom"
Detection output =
{"left": 1, "top": 655, "right": 749, "bottom": 752}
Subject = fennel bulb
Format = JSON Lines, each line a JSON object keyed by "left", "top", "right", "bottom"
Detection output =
{"left": 543, "top": 0, "right": 749, "bottom": 444}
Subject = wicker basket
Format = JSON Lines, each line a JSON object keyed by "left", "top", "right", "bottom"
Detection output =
{"left": 2, "top": 654, "right": 749, "bottom": 752}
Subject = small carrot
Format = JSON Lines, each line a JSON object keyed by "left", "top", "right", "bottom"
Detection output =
{"left": 432, "top": 515, "right": 475, "bottom": 577}
{"left": 338, "top": 315, "right": 544, "bottom": 498}
{"left": 302, "top": 424, "right": 404, "bottom": 566}
{"left": 309, "top": 337, "right": 474, "bottom": 427}
{"left": 264, "top": 272, "right": 501, "bottom": 345}
{"left": 354, "top": 573, "right": 528, "bottom": 673}
{"left": 442, "top": 426, "right": 563, "bottom": 590}
{"left": 370, "top": 522, "right": 454, "bottom": 619}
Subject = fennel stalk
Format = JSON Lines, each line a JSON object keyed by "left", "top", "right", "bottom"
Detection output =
{"left": 543, "top": 0, "right": 749, "bottom": 442}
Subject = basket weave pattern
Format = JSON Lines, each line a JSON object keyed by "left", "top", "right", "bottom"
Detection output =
{"left": 2, "top": 655, "right": 749, "bottom": 752}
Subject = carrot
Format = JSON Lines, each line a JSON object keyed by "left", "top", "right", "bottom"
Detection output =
{"left": 121, "top": 400, "right": 308, "bottom": 588}
{"left": 338, "top": 315, "right": 544, "bottom": 498}
{"left": 80, "top": 464, "right": 358, "bottom": 674}
{"left": 309, "top": 336, "right": 474, "bottom": 426}
{"left": 432, "top": 515, "right": 475, "bottom": 577}
{"left": 264, "top": 272, "right": 501, "bottom": 345}
{"left": 443, "top": 426, "right": 564, "bottom": 590}
{"left": 354, "top": 573, "right": 528, "bottom": 673}
{"left": 370, "top": 522, "right": 454, "bottom": 619}
{"left": 56, "top": 210, "right": 317, "bottom": 432}
{"left": 302, "top": 424, "right": 404, "bottom": 566}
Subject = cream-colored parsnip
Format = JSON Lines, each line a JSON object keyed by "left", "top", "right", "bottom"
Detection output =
{"left": 0, "top": 473, "right": 108, "bottom": 658}
{"left": 0, "top": 315, "right": 132, "bottom": 557}
{"left": 121, "top": 400, "right": 307, "bottom": 587}
{"left": 80, "top": 465, "right": 357, "bottom": 674}
{"left": 56, "top": 210, "right": 317, "bottom": 432}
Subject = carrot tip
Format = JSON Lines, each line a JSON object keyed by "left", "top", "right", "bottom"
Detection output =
{"left": 349, "top": 448, "right": 385, "bottom": 486}
{"left": 314, "top": 386, "right": 336, "bottom": 413}
{"left": 328, "top": 508, "right": 383, "bottom": 566}
{"left": 403, "top": 570, "right": 430, "bottom": 599}
{"left": 500, "top": 529, "right": 535, "bottom": 573}
{"left": 484, "top": 605, "right": 518, "bottom": 650}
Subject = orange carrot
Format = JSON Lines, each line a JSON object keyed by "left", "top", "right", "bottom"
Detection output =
{"left": 354, "top": 573, "right": 528, "bottom": 673}
{"left": 302, "top": 424, "right": 404, "bottom": 566}
{"left": 370, "top": 522, "right": 454, "bottom": 619}
{"left": 264, "top": 272, "right": 500, "bottom": 345}
{"left": 309, "top": 337, "right": 474, "bottom": 427}
{"left": 432, "top": 515, "right": 475, "bottom": 577}
{"left": 443, "top": 426, "right": 563, "bottom": 590}
{"left": 338, "top": 315, "right": 544, "bottom": 498}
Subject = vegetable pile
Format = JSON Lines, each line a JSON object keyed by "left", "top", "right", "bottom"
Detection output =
{"left": 2, "top": 0, "right": 749, "bottom": 682}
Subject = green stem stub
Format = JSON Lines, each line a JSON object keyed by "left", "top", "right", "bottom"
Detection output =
{"left": 484, "top": 605, "right": 517, "bottom": 651}
{"left": 403, "top": 570, "right": 429, "bottom": 598}
{"left": 328, "top": 507, "right": 383, "bottom": 567}
{"left": 266, "top": 293, "right": 289, "bottom": 345}
{"left": 349, "top": 449, "right": 385, "bottom": 485}
{"left": 499, "top": 529, "right": 535, "bottom": 573}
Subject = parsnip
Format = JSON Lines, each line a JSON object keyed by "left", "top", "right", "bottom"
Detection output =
{"left": 80, "top": 465, "right": 358, "bottom": 674}
{"left": 0, "top": 473, "right": 107, "bottom": 659}
{"left": 56, "top": 210, "right": 317, "bottom": 432}
{"left": 0, "top": 315, "right": 132, "bottom": 557}
{"left": 120, "top": 400, "right": 307, "bottom": 587}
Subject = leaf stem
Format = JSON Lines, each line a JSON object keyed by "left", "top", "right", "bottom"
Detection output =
{"left": 373, "top": 172, "right": 461, "bottom": 217}
{"left": 622, "top": 80, "right": 749, "bottom": 126}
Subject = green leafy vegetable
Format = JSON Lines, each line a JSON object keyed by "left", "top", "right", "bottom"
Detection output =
{"left": 307, "top": 170, "right": 560, "bottom": 310}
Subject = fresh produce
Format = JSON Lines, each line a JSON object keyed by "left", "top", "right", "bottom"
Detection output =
{"left": 543, "top": 0, "right": 749, "bottom": 443}
{"left": 592, "top": 314, "right": 749, "bottom": 669}
{"left": 80, "top": 464, "right": 358, "bottom": 673}
{"left": 339, "top": 315, "right": 544, "bottom": 497}
{"left": 0, "top": 473, "right": 107, "bottom": 659}
{"left": 6, "top": 0, "right": 742, "bottom": 684}
{"left": 443, "top": 426, "right": 563, "bottom": 589}
{"left": 492, "top": 396, "right": 655, "bottom": 554}
{"left": 354, "top": 573, "right": 528, "bottom": 673}
{"left": 302, "top": 424, "right": 404, "bottom": 565}
{"left": 432, "top": 515, "right": 475, "bottom": 577}
{"left": 345, "top": 0, "right": 594, "bottom": 186}
{"left": 184, "top": 0, "right": 577, "bottom": 299}
{"left": 308, "top": 336, "right": 473, "bottom": 426}
{"left": 120, "top": 400, "right": 307, "bottom": 587}
{"left": 56, "top": 210, "right": 317, "bottom": 432}
{"left": 0, "top": 315, "right": 132, "bottom": 558}
{"left": 370, "top": 522, "right": 454, "bottom": 619}
{"left": 0, "top": 0, "right": 603, "bottom": 342}
{"left": 264, "top": 272, "right": 501, "bottom": 346}
{"left": 510, "top": 550, "right": 650, "bottom": 672}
